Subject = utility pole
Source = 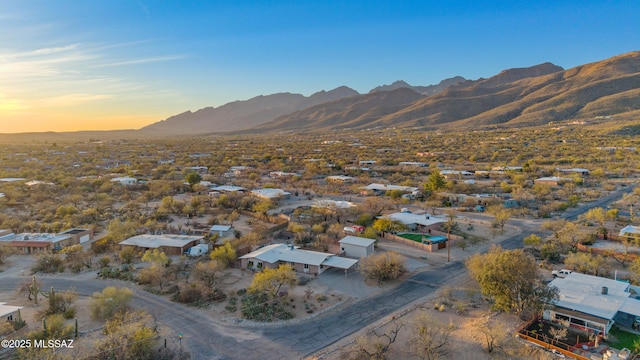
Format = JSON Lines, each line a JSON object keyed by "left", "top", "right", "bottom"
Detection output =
{"left": 447, "top": 225, "right": 451, "bottom": 262}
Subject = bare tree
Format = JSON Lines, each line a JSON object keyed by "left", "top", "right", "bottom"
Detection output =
{"left": 352, "top": 321, "right": 404, "bottom": 360}
{"left": 409, "top": 313, "right": 452, "bottom": 360}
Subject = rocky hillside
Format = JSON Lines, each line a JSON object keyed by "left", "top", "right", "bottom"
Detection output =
{"left": 250, "top": 51, "right": 640, "bottom": 132}
{"left": 142, "top": 86, "right": 359, "bottom": 135}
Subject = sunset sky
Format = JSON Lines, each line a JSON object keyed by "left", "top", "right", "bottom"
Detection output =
{"left": 1, "top": 1, "right": 638, "bottom": 133}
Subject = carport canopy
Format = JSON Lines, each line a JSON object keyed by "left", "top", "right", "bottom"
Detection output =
{"left": 322, "top": 256, "right": 358, "bottom": 270}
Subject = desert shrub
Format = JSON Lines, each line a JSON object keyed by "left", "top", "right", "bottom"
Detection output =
{"left": 241, "top": 293, "right": 293, "bottom": 322}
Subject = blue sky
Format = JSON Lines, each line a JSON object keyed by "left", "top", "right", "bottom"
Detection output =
{"left": 1, "top": 0, "right": 639, "bottom": 133}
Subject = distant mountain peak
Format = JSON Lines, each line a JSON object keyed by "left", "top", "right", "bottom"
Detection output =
{"left": 369, "top": 77, "right": 467, "bottom": 96}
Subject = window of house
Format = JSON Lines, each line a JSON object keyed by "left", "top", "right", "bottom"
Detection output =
{"left": 257, "top": 262, "right": 263, "bottom": 268}
{"left": 248, "top": 261, "right": 254, "bottom": 267}
{"left": 304, "top": 264, "right": 309, "bottom": 269}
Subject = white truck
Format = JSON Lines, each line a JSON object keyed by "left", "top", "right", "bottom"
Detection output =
{"left": 552, "top": 269, "right": 572, "bottom": 278}
{"left": 186, "top": 244, "right": 209, "bottom": 257}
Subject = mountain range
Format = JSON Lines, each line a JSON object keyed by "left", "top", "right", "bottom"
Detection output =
{"left": 141, "top": 50, "right": 640, "bottom": 136}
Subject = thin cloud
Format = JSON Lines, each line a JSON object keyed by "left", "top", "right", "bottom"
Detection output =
{"left": 93, "top": 54, "right": 187, "bottom": 68}
{"left": 36, "top": 93, "right": 113, "bottom": 107}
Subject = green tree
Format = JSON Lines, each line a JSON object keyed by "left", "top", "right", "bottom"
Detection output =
{"left": 372, "top": 218, "right": 406, "bottom": 234}
{"left": 424, "top": 170, "right": 447, "bottom": 195}
{"left": 466, "top": 246, "right": 558, "bottom": 315}
{"left": 185, "top": 172, "right": 202, "bottom": 190}
{"left": 248, "top": 264, "right": 297, "bottom": 299}
{"left": 209, "top": 241, "right": 237, "bottom": 267}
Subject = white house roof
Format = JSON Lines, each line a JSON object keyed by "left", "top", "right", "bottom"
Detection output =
{"left": 313, "top": 199, "right": 356, "bottom": 209}
{"left": 620, "top": 225, "right": 640, "bottom": 236}
{"left": 322, "top": 256, "right": 358, "bottom": 269}
{"left": 549, "top": 272, "right": 640, "bottom": 321}
{"left": 361, "top": 183, "right": 418, "bottom": 193}
{"left": 0, "top": 178, "right": 26, "bottom": 182}
{"left": 535, "top": 176, "right": 572, "bottom": 182}
{"left": 326, "top": 175, "right": 355, "bottom": 181}
{"left": 339, "top": 236, "right": 376, "bottom": 247}
{"left": 26, "top": 180, "right": 54, "bottom": 186}
{"left": 240, "top": 244, "right": 332, "bottom": 267}
{"left": 0, "top": 233, "right": 71, "bottom": 244}
{"left": 111, "top": 176, "right": 138, "bottom": 183}
{"left": 211, "top": 185, "right": 246, "bottom": 192}
{"left": 119, "top": 234, "right": 203, "bottom": 249}
{"left": 440, "top": 170, "right": 473, "bottom": 176}
{"left": 0, "top": 302, "right": 22, "bottom": 317}
{"left": 210, "top": 225, "right": 232, "bottom": 232}
{"left": 251, "top": 188, "right": 291, "bottom": 199}
{"left": 383, "top": 212, "right": 444, "bottom": 227}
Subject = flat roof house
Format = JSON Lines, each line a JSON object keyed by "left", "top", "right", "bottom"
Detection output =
{"left": 0, "top": 302, "right": 22, "bottom": 322}
{"left": 381, "top": 211, "right": 444, "bottom": 232}
{"left": 251, "top": 188, "right": 291, "bottom": 201}
{"left": 534, "top": 176, "right": 572, "bottom": 187}
{"left": 544, "top": 272, "right": 640, "bottom": 338}
{"left": 0, "top": 232, "right": 77, "bottom": 254}
{"left": 239, "top": 244, "right": 357, "bottom": 276}
{"left": 119, "top": 234, "right": 204, "bottom": 256}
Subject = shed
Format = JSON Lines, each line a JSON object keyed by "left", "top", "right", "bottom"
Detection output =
{"left": 339, "top": 236, "right": 376, "bottom": 258}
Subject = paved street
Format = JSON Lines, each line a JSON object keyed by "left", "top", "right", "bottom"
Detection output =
{"left": 1, "top": 183, "right": 635, "bottom": 359}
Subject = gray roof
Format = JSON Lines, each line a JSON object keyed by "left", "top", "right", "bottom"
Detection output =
{"left": 322, "top": 256, "right": 358, "bottom": 269}
{"left": 549, "top": 272, "right": 640, "bottom": 320}
{"left": 240, "top": 244, "right": 331, "bottom": 266}
{"left": 119, "top": 234, "right": 203, "bottom": 249}
{"left": 339, "top": 236, "right": 376, "bottom": 247}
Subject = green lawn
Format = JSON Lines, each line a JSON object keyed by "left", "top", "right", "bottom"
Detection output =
{"left": 608, "top": 328, "right": 640, "bottom": 351}
{"left": 397, "top": 233, "right": 432, "bottom": 242}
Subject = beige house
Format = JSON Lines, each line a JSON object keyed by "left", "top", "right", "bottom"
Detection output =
{"left": 119, "top": 234, "right": 204, "bottom": 256}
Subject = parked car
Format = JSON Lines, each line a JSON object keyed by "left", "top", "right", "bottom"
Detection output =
{"left": 552, "top": 269, "right": 572, "bottom": 278}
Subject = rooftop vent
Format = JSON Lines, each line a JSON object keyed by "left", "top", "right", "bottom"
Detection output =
{"left": 602, "top": 286, "right": 608, "bottom": 295}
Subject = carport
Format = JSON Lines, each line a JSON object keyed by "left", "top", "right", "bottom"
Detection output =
{"left": 322, "top": 256, "right": 359, "bottom": 277}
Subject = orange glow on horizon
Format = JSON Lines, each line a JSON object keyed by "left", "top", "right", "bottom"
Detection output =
{"left": 0, "top": 112, "right": 159, "bottom": 134}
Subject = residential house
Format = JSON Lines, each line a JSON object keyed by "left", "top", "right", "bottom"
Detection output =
{"left": 269, "top": 171, "right": 302, "bottom": 178}
{"left": 251, "top": 188, "right": 291, "bottom": 201}
{"left": 0, "top": 232, "right": 78, "bottom": 254}
{"left": 59, "top": 228, "right": 94, "bottom": 244}
{"left": 0, "top": 302, "right": 22, "bottom": 322}
{"left": 186, "top": 166, "right": 208, "bottom": 173}
{"left": 544, "top": 272, "right": 640, "bottom": 338}
{"left": 326, "top": 175, "right": 355, "bottom": 183}
{"left": 534, "top": 176, "right": 572, "bottom": 187}
{"left": 239, "top": 244, "right": 357, "bottom": 276}
{"left": 398, "top": 162, "right": 428, "bottom": 167}
{"left": 619, "top": 225, "right": 640, "bottom": 239}
{"left": 557, "top": 168, "right": 590, "bottom": 176}
{"left": 118, "top": 234, "right": 204, "bottom": 256}
{"left": 339, "top": 236, "right": 375, "bottom": 258}
{"left": 381, "top": 211, "right": 444, "bottom": 232}
{"left": 361, "top": 183, "right": 419, "bottom": 196}
{"left": 111, "top": 176, "right": 138, "bottom": 185}
{"left": 210, "top": 185, "right": 246, "bottom": 194}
